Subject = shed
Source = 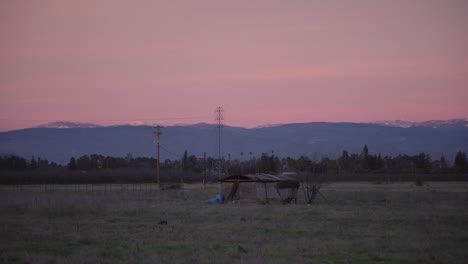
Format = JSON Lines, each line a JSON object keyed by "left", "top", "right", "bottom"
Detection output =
{"left": 221, "top": 173, "right": 300, "bottom": 203}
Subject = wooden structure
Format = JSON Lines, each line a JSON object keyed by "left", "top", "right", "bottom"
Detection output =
{"left": 221, "top": 173, "right": 300, "bottom": 203}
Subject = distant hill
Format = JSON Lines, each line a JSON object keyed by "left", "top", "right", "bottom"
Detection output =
{"left": 1, "top": 120, "right": 467, "bottom": 164}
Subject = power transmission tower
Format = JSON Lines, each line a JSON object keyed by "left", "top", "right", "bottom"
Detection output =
{"left": 215, "top": 106, "right": 224, "bottom": 175}
{"left": 154, "top": 125, "right": 164, "bottom": 188}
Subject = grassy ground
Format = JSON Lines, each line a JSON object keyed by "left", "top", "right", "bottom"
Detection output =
{"left": 1, "top": 182, "right": 467, "bottom": 263}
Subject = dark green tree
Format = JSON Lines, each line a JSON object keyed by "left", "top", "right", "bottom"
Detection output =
{"left": 338, "top": 150, "right": 350, "bottom": 171}
{"left": 182, "top": 150, "right": 189, "bottom": 171}
{"left": 37, "top": 157, "right": 49, "bottom": 170}
{"left": 257, "top": 153, "right": 270, "bottom": 173}
{"left": 362, "top": 145, "right": 369, "bottom": 159}
{"left": 187, "top": 155, "right": 201, "bottom": 172}
{"left": 0, "top": 155, "right": 27, "bottom": 170}
{"left": 30, "top": 156, "right": 37, "bottom": 170}
{"left": 296, "top": 156, "right": 312, "bottom": 171}
{"left": 454, "top": 151, "right": 467, "bottom": 172}
{"left": 256, "top": 152, "right": 279, "bottom": 173}
{"left": 360, "top": 145, "right": 370, "bottom": 171}
{"left": 67, "top": 157, "right": 77, "bottom": 171}
{"left": 76, "top": 155, "right": 92, "bottom": 170}
{"left": 414, "top": 153, "right": 431, "bottom": 172}
{"left": 440, "top": 155, "right": 447, "bottom": 170}
{"left": 90, "top": 154, "right": 103, "bottom": 169}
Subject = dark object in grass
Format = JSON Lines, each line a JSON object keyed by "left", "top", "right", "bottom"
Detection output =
{"left": 158, "top": 220, "right": 168, "bottom": 225}
{"left": 415, "top": 174, "right": 424, "bottom": 186}
{"left": 282, "top": 197, "right": 294, "bottom": 204}
{"left": 161, "top": 183, "right": 183, "bottom": 190}
{"left": 237, "top": 245, "right": 248, "bottom": 254}
{"left": 209, "top": 194, "right": 224, "bottom": 204}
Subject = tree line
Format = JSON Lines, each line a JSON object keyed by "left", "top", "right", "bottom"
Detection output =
{"left": 1, "top": 145, "right": 467, "bottom": 174}
{"left": 0, "top": 155, "right": 58, "bottom": 171}
{"left": 228, "top": 147, "right": 467, "bottom": 175}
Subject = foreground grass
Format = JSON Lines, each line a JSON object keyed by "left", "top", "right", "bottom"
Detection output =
{"left": 1, "top": 182, "right": 467, "bottom": 263}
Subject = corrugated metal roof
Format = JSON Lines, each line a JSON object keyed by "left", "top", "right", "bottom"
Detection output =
{"left": 222, "top": 173, "right": 298, "bottom": 183}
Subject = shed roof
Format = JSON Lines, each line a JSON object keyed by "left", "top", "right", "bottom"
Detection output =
{"left": 221, "top": 173, "right": 298, "bottom": 183}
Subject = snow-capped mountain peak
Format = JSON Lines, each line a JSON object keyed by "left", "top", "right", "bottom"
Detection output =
{"left": 126, "top": 121, "right": 156, "bottom": 126}
{"left": 254, "top": 123, "right": 284, "bottom": 129}
{"left": 376, "top": 118, "right": 468, "bottom": 128}
{"left": 376, "top": 120, "right": 414, "bottom": 128}
{"left": 36, "top": 121, "right": 102, "bottom": 129}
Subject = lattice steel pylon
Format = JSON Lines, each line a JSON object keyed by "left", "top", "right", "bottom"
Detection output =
{"left": 215, "top": 106, "right": 224, "bottom": 175}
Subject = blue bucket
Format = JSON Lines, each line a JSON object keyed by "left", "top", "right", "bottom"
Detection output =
{"left": 216, "top": 194, "right": 224, "bottom": 203}
{"left": 209, "top": 194, "right": 225, "bottom": 204}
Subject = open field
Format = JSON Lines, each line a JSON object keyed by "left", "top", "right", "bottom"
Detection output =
{"left": 1, "top": 182, "right": 468, "bottom": 263}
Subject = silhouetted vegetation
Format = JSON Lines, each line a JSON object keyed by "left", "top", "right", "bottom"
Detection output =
{"left": 0, "top": 146, "right": 467, "bottom": 184}
{"left": 454, "top": 151, "right": 468, "bottom": 172}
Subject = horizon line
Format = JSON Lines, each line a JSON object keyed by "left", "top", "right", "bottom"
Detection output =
{"left": 1, "top": 117, "right": 467, "bottom": 132}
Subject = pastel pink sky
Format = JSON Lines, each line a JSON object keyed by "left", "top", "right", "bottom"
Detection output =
{"left": 1, "top": 0, "right": 467, "bottom": 131}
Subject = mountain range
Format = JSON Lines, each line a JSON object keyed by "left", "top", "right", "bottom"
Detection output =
{"left": 1, "top": 119, "right": 467, "bottom": 164}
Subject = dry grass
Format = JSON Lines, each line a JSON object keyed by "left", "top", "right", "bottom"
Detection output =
{"left": 1, "top": 182, "right": 467, "bottom": 263}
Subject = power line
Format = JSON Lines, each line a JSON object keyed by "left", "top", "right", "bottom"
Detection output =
{"left": 159, "top": 145, "right": 182, "bottom": 158}
{"left": 159, "top": 144, "right": 215, "bottom": 159}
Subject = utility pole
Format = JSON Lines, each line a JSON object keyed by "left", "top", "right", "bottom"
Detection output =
{"left": 215, "top": 106, "right": 224, "bottom": 176}
{"left": 154, "top": 125, "right": 164, "bottom": 188}
{"left": 240, "top": 152, "right": 243, "bottom": 175}
{"left": 203, "top": 152, "right": 206, "bottom": 189}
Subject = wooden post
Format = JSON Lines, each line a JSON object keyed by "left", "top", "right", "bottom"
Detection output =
{"left": 203, "top": 152, "right": 207, "bottom": 189}
{"left": 154, "top": 125, "right": 164, "bottom": 188}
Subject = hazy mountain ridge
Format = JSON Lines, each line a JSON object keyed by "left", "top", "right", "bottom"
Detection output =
{"left": 376, "top": 118, "right": 468, "bottom": 128}
{"left": 33, "top": 119, "right": 468, "bottom": 130}
{"left": 1, "top": 119, "right": 467, "bottom": 164}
